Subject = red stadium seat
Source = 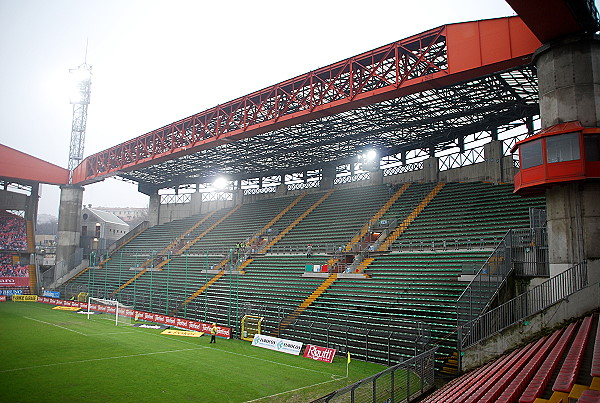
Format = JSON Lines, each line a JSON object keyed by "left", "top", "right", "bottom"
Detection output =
{"left": 553, "top": 315, "right": 593, "bottom": 393}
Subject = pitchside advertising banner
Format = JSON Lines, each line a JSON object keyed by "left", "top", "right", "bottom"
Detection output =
{"left": 12, "top": 295, "right": 38, "bottom": 301}
{"left": 36, "top": 297, "right": 231, "bottom": 338}
{"left": 0, "top": 277, "right": 29, "bottom": 287}
{"left": 0, "top": 289, "right": 24, "bottom": 296}
{"left": 251, "top": 334, "right": 303, "bottom": 355}
{"left": 303, "top": 344, "right": 336, "bottom": 363}
{"left": 42, "top": 290, "right": 60, "bottom": 298}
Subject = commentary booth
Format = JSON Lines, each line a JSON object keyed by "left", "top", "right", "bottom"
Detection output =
{"left": 512, "top": 121, "right": 600, "bottom": 195}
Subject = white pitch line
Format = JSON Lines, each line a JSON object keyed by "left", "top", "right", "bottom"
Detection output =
{"left": 134, "top": 330, "right": 338, "bottom": 377}
{"left": 241, "top": 376, "right": 347, "bottom": 403}
{"left": 0, "top": 347, "right": 205, "bottom": 373}
{"left": 88, "top": 331, "right": 136, "bottom": 336}
{"left": 23, "top": 316, "right": 88, "bottom": 336}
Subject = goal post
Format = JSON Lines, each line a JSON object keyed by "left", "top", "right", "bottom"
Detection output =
{"left": 87, "top": 297, "right": 134, "bottom": 326}
{"left": 241, "top": 315, "right": 263, "bottom": 341}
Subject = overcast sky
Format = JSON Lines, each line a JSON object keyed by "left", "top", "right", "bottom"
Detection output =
{"left": 0, "top": 0, "right": 525, "bottom": 216}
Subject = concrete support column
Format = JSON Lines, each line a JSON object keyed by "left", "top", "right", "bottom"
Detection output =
{"left": 423, "top": 157, "right": 439, "bottom": 183}
{"left": 484, "top": 141, "right": 503, "bottom": 183}
{"left": 25, "top": 183, "right": 39, "bottom": 225}
{"left": 235, "top": 188, "right": 245, "bottom": 204}
{"left": 55, "top": 185, "right": 84, "bottom": 280}
{"left": 535, "top": 35, "right": 600, "bottom": 128}
{"left": 190, "top": 191, "right": 204, "bottom": 213}
{"left": 546, "top": 183, "right": 600, "bottom": 279}
{"left": 321, "top": 165, "right": 335, "bottom": 190}
{"left": 148, "top": 192, "right": 160, "bottom": 226}
{"left": 368, "top": 168, "right": 383, "bottom": 185}
{"left": 535, "top": 35, "right": 600, "bottom": 279}
{"left": 275, "top": 184, "right": 288, "bottom": 196}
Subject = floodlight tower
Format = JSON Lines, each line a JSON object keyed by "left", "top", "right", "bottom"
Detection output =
{"left": 67, "top": 62, "right": 92, "bottom": 182}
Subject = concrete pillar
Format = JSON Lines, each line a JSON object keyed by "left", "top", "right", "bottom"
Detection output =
{"left": 275, "top": 184, "right": 288, "bottom": 196}
{"left": 321, "top": 165, "right": 335, "bottom": 190}
{"left": 148, "top": 192, "right": 160, "bottom": 226}
{"left": 546, "top": 182, "right": 600, "bottom": 278}
{"left": 25, "top": 183, "right": 39, "bottom": 225}
{"left": 368, "top": 168, "right": 383, "bottom": 185}
{"left": 190, "top": 191, "right": 204, "bottom": 213}
{"left": 534, "top": 35, "right": 600, "bottom": 277}
{"left": 484, "top": 141, "right": 503, "bottom": 183}
{"left": 535, "top": 35, "right": 600, "bottom": 128}
{"left": 423, "top": 157, "right": 439, "bottom": 182}
{"left": 55, "top": 185, "right": 84, "bottom": 280}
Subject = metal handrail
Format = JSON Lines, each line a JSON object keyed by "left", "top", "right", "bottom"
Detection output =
{"left": 459, "top": 261, "right": 587, "bottom": 350}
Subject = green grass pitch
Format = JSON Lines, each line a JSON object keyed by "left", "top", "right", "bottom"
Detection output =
{"left": 0, "top": 302, "right": 386, "bottom": 402}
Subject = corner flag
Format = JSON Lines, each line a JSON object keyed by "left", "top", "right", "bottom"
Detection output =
{"left": 346, "top": 351, "right": 351, "bottom": 378}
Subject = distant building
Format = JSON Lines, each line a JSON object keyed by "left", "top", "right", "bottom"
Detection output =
{"left": 35, "top": 235, "right": 56, "bottom": 267}
{"left": 80, "top": 207, "right": 130, "bottom": 256}
{"left": 94, "top": 206, "right": 148, "bottom": 223}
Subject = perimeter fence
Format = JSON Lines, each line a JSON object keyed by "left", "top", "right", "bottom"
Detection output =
{"left": 312, "top": 347, "right": 437, "bottom": 403}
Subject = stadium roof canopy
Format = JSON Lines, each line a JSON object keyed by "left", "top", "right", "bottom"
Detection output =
{"left": 0, "top": 144, "right": 69, "bottom": 188}
{"left": 73, "top": 17, "right": 542, "bottom": 193}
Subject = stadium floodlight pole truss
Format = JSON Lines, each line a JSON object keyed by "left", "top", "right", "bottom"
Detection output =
{"left": 68, "top": 62, "right": 92, "bottom": 183}
{"left": 87, "top": 297, "right": 133, "bottom": 326}
{"left": 71, "top": 17, "right": 541, "bottom": 186}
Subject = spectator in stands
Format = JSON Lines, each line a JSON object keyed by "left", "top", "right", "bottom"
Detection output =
{"left": 210, "top": 323, "right": 218, "bottom": 343}
{"left": 306, "top": 244, "right": 313, "bottom": 258}
{"left": 0, "top": 213, "right": 27, "bottom": 251}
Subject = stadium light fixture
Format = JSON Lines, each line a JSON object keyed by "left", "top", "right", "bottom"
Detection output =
{"left": 213, "top": 177, "right": 228, "bottom": 190}
{"left": 68, "top": 63, "right": 92, "bottom": 105}
{"left": 365, "top": 149, "right": 377, "bottom": 161}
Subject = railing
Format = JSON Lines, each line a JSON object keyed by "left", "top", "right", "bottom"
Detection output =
{"left": 456, "top": 228, "right": 549, "bottom": 331}
{"left": 312, "top": 347, "right": 437, "bottom": 403}
{"left": 160, "top": 194, "right": 191, "bottom": 204}
{"left": 243, "top": 186, "right": 277, "bottom": 195}
{"left": 439, "top": 147, "right": 485, "bottom": 171}
{"left": 44, "top": 248, "right": 84, "bottom": 287}
{"left": 394, "top": 237, "right": 500, "bottom": 251}
{"left": 510, "top": 227, "right": 548, "bottom": 277}
{"left": 287, "top": 180, "right": 321, "bottom": 191}
{"left": 333, "top": 172, "right": 370, "bottom": 185}
{"left": 459, "top": 261, "right": 588, "bottom": 350}
{"left": 201, "top": 192, "right": 233, "bottom": 201}
{"left": 107, "top": 221, "right": 150, "bottom": 255}
{"left": 383, "top": 161, "right": 424, "bottom": 176}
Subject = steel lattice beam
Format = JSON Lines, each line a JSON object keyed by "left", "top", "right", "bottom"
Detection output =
{"left": 72, "top": 16, "right": 540, "bottom": 187}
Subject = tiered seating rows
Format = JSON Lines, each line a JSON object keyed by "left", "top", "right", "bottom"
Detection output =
{"left": 422, "top": 315, "right": 599, "bottom": 403}
{"left": 0, "top": 212, "right": 27, "bottom": 251}
{"left": 394, "top": 183, "right": 545, "bottom": 248}
{"left": 58, "top": 182, "right": 547, "bottom": 367}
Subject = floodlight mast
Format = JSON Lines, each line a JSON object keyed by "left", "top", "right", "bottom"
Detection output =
{"left": 67, "top": 62, "right": 92, "bottom": 183}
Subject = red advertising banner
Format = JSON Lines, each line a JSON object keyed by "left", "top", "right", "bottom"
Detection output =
{"left": 0, "top": 277, "right": 29, "bottom": 287}
{"left": 0, "top": 295, "right": 6, "bottom": 302}
{"left": 303, "top": 344, "right": 336, "bottom": 363}
{"left": 36, "top": 297, "right": 231, "bottom": 338}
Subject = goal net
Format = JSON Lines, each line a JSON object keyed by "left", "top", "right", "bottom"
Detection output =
{"left": 241, "top": 315, "right": 263, "bottom": 341}
{"left": 87, "top": 297, "right": 134, "bottom": 326}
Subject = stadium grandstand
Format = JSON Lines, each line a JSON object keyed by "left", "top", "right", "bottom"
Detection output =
{"left": 1, "top": 1, "right": 600, "bottom": 402}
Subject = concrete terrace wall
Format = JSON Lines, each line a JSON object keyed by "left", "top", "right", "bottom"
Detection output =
{"left": 461, "top": 262, "right": 600, "bottom": 372}
{"left": 148, "top": 142, "right": 520, "bottom": 226}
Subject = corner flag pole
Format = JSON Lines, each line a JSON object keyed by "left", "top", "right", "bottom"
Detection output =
{"left": 346, "top": 351, "right": 351, "bottom": 378}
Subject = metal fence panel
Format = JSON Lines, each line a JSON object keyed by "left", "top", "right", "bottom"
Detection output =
{"left": 460, "top": 261, "right": 587, "bottom": 349}
{"left": 312, "top": 348, "right": 437, "bottom": 403}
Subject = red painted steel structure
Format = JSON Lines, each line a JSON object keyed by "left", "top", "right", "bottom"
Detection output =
{"left": 0, "top": 144, "right": 69, "bottom": 185}
{"left": 512, "top": 121, "right": 600, "bottom": 195}
{"left": 72, "top": 16, "right": 540, "bottom": 186}
{"left": 506, "top": 0, "right": 599, "bottom": 43}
